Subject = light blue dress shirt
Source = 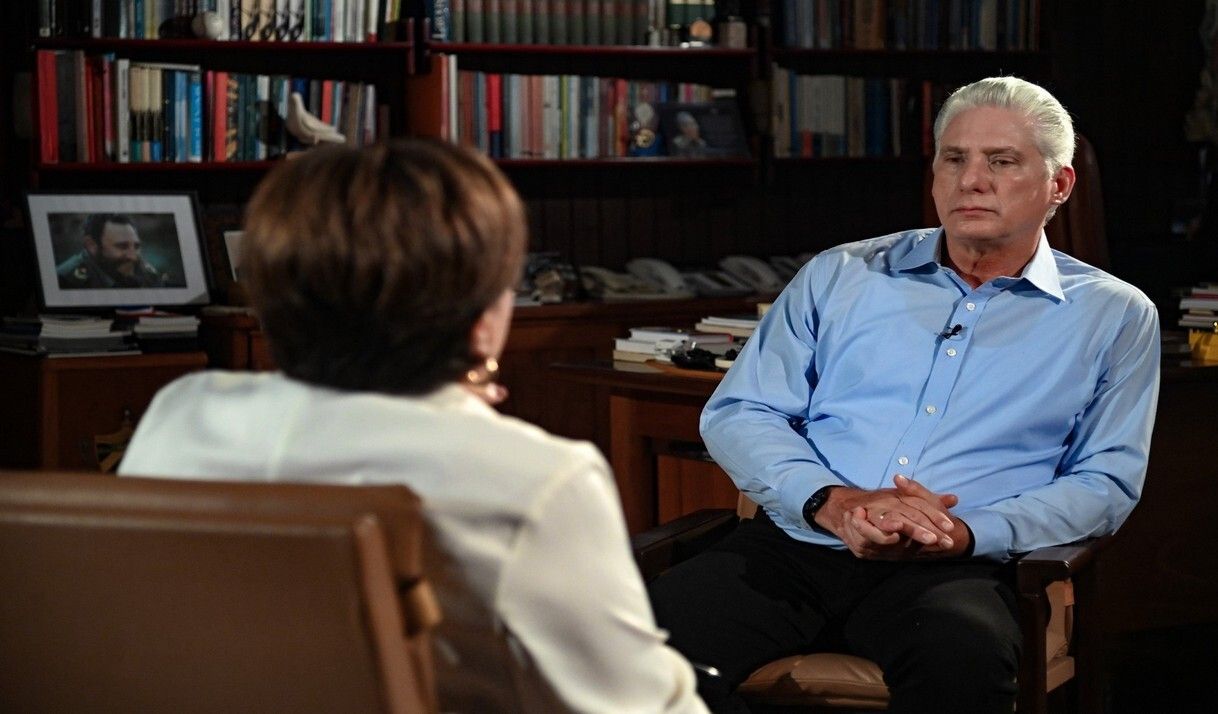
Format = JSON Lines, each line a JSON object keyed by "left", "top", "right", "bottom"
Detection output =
{"left": 701, "top": 228, "right": 1160, "bottom": 560}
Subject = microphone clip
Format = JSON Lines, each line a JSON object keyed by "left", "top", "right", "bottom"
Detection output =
{"left": 939, "top": 324, "right": 964, "bottom": 339}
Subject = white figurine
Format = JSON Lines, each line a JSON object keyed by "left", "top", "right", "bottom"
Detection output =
{"left": 191, "top": 11, "right": 227, "bottom": 40}
{"left": 286, "top": 92, "right": 346, "bottom": 145}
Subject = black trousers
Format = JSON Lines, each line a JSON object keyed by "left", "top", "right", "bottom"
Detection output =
{"left": 648, "top": 511, "right": 1021, "bottom": 713}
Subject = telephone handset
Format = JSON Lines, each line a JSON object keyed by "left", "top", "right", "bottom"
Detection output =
{"left": 580, "top": 265, "right": 692, "bottom": 301}
{"left": 720, "top": 255, "right": 787, "bottom": 293}
{"left": 625, "top": 258, "right": 694, "bottom": 296}
{"left": 682, "top": 269, "right": 753, "bottom": 297}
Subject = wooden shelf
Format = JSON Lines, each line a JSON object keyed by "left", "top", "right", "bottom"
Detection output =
{"left": 770, "top": 48, "right": 1048, "bottom": 79}
{"left": 32, "top": 38, "right": 419, "bottom": 79}
{"left": 428, "top": 42, "right": 756, "bottom": 85}
{"left": 495, "top": 157, "right": 757, "bottom": 169}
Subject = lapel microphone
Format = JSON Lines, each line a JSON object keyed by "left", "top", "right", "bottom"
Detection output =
{"left": 940, "top": 324, "right": 964, "bottom": 339}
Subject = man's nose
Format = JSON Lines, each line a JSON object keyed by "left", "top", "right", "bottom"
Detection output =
{"left": 959, "top": 158, "right": 988, "bottom": 191}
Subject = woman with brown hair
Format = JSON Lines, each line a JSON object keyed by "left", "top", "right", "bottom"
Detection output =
{"left": 120, "top": 139, "right": 706, "bottom": 713}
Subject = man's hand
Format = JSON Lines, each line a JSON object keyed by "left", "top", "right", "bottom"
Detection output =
{"left": 815, "top": 475, "right": 971, "bottom": 560}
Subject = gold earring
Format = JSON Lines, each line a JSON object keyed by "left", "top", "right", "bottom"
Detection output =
{"left": 464, "top": 357, "right": 507, "bottom": 405}
{"left": 466, "top": 357, "right": 499, "bottom": 386}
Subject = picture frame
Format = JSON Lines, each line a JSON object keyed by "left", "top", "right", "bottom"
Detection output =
{"left": 25, "top": 191, "right": 212, "bottom": 311}
{"left": 659, "top": 100, "right": 750, "bottom": 159}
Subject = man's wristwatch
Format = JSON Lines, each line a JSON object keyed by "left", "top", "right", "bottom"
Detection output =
{"left": 802, "top": 485, "right": 839, "bottom": 529}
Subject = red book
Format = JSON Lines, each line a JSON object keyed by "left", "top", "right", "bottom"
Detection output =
{"left": 486, "top": 73, "right": 502, "bottom": 157}
{"left": 320, "top": 80, "right": 334, "bottom": 124}
{"left": 210, "top": 70, "right": 228, "bottom": 161}
{"left": 35, "top": 50, "right": 58, "bottom": 163}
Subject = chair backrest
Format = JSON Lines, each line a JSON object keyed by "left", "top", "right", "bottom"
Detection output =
{"left": 922, "top": 133, "right": 1110, "bottom": 270}
{"left": 0, "top": 471, "right": 440, "bottom": 714}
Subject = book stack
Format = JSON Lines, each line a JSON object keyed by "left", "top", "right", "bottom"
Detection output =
{"left": 1179, "top": 283, "right": 1218, "bottom": 331}
{"left": 613, "top": 326, "right": 732, "bottom": 363}
{"left": 116, "top": 310, "right": 202, "bottom": 353}
{"left": 0, "top": 315, "right": 135, "bottom": 357}
{"left": 694, "top": 313, "right": 760, "bottom": 340}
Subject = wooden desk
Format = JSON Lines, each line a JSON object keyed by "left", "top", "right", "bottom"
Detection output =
{"left": 0, "top": 351, "right": 209, "bottom": 471}
{"left": 552, "top": 361, "right": 728, "bottom": 534}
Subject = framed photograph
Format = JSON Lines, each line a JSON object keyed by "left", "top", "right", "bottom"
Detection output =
{"left": 25, "top": 191, "right": 212, "bottom": 311}
{"left": 659, "top": 100, "right": 750, "bottom": 159}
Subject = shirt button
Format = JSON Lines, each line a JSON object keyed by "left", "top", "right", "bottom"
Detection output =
{"left": 925, "top": 405, "right": 937, "bottom": 414}
{"left": 897, "top": 456, "right": 909, "bottom": 466}
{"left": 946, "top": 348, "right": 957, "bottom": 357}
{"left": 966, "top": 302, "right": 976, "bottom": 311}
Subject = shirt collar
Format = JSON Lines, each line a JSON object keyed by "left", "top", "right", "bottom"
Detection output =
{"left": 892, "top": 229, "right": 1064, "bottom": 301}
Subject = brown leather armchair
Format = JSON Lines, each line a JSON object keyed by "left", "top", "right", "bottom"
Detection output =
{"left": 634, "top": 496, "right": 1110, "bottom": 713}
{"left": 0, "top": 471, "right": 442, "bottom": 713}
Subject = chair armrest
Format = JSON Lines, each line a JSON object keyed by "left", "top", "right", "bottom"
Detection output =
{"left": 631, "top": 509, "right": 737, "bottom": 581}
{"left": 1016, "top": 535, "right": 1114, "bottom": 593}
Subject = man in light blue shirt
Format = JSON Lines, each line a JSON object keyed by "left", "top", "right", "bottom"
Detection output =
{"left": 650, "top": 77, "right": 1160, "bottom": 713}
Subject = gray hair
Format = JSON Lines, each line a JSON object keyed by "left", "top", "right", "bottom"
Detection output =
{"left": 933, "top": 77, "right": 1075, "bottom": 176}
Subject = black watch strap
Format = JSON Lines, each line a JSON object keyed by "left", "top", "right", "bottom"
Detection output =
{"left": 801, "top": 485, "right": 838, "bottom": 529}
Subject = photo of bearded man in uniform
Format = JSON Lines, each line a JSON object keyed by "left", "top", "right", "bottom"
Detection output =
{"left": 53, "top": 213, "right": 183, "bottom": 289}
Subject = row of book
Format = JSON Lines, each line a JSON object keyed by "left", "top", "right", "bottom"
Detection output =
{"left": 772, "top": 68, "right": 947, "bottom": 159}
{"left": 39, "top": 0, "right": 393, "bottom": 43}
{"left": 0, "top": 312, "right": 200, "bottom": 357}
{"left": 431, "top": 54, "right": 719, "bottom": 159}
{"left": 35, "top": 49, "right": 375, "bottom": 164}
{"left": 775, "top": 0, "right": 1041, "bottom": 51}
{"left": 429, "top": 1, "right": 716, "bottom": 44}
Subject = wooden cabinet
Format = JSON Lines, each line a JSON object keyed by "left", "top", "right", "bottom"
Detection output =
{"left": 0, "top": 351, "right": 208, "bottom": 471}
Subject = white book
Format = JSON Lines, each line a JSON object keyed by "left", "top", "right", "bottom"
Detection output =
{"left": 542, "top": 75, "right": 560, "bottom": 159}
{"left": 362, "top": 83, "right": 376, "bottom": 144}
{"left": 333, "top": 0, "right": 346, "bottom": 41}
{"left": 115, "top": 57, "right": 131, "bottom": 163}
{"left": 215, "top": 0, "right": 231, "bottom": 39}
{"left": 629, "top": 326, "right": 731, "bottom": 343}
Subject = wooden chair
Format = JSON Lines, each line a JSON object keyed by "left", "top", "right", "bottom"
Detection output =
{"left": 0, "top": 471, "right": 442, "bottom": 713}
{"left": 634, "top": 495, "right": 1110, "bottom": 713}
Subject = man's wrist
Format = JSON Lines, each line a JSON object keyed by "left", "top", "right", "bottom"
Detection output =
{"left": 802, "top": 485, "right": 840, "bottom": 531}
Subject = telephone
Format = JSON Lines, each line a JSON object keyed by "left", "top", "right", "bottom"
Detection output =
{"left": 580, "top": 265, "right": 692, "bottom": 301}
{"left": 681, "top": 269, "right": 753, "bottom": 297}
{"left": 720, "top": 255, "right": 787, "bottom": 293}
{"left": 625, "top": 258, "right": 696, "bottom": 298}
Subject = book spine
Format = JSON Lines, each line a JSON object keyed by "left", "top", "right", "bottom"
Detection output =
{"left": 74, "top": 51, "right": 89, "bottom": 162}
{"left": 467, "top": 0, "right": 484, "bottom": 41}
{"left": 533, "top": 0, "right": 548, "bottom": 43}
{"left": 502, "top": 0, "right": 517, "bottom": 42}
{"left": 225, "top": 74, "right": 240, "bottom": 160}
{"left": 35, "top": 51, "right": 59, "bottom": 163}
{"left": 490, "top": 73, "right": 505, "bottom": 156}
{"left": 188, "top": 70, "right": 203, "bottom": 161}
{"left": 568, "top": 0, "right": 583, "bottom": 44}
{"left": 100, "top": 55, "right": 114, "bottom": 160}
{"left": 551, "top": 0, "right": 566, "bottom": 44}
{"left": 601, "top": 0, "right": 615, "bottom": 45}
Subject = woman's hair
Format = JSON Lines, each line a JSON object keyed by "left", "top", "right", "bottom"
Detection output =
{"left": 242, "top": 139, "right": 527, "bottom": 394}
{"left": 933, "top": 76, "right": 1075, "bottom": 175}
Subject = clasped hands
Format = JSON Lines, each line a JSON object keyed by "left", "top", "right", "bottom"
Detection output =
{"left": 814, "top": 475, "right": 971, "bottom": 560}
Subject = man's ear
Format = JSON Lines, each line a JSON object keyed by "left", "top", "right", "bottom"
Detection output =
{"left": 82, "top": 236, "right": 98, "bottom": 255}
{"left": 1051, "top": 164, "right": 1076, "bottom": 205}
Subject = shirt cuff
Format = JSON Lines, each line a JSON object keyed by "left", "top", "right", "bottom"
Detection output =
{"left": 777, "top": 469, "right": 841, "bottom": 528}
{"left": 954, "top": 508, "right": 1012, "bottom": 561}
